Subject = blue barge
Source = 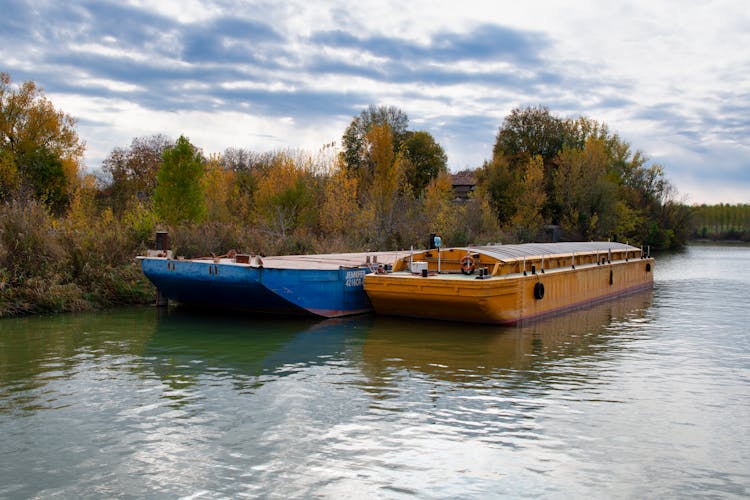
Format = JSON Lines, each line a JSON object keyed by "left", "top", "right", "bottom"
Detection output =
{"left": 138, "top": 250, "right": 408, "bottom": 318}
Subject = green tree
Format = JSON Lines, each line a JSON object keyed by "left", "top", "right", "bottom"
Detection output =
{"left": 492, "top": 106, "right": 577, "bottom": 223}
{"left": 476, "top": 154, "right": 519, "bottom": 226}
{"left": 562, "top": 116, "right": 611, "bottom": 151}
{"left": 153, "top": 136, "right": 206, "bottom": 225}
{"left": 19, "top": 147, "right": 70, "bottom": 213}
{"left": 552, "top": 138, "right": 618, "bottom": 240}
{"left": 399, "top": 130, "right": 448, "bottom": 195}
{"left": 493, "top": 106, "right": 568, "bottom": 164}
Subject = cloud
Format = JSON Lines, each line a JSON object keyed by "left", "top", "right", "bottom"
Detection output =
{"left": 0, "top": 1, "right": 33, "bottom": 39}
{"left": 180, "top": 17, "right": 283, "bottom": 63}
{"left": 311, "top": 23, "right": 547, "bottom": 64}
{"left": 1, "top": 0, "right": 748, "bottom": 203}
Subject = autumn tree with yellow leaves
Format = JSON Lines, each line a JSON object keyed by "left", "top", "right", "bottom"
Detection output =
{"left": 510, "top": 155, "right": 546, "bottom": 242}
{"left": 423, "top": 171, "right": 460, "bottom": 239}
{"left": 0, "top": 72, "right": 84, "bottom": 212}
{"left": 252, "top": 152, "right": 319, "bottom": 242}
{"left": 320, "top": 164, "right": 360, "bottom": 245}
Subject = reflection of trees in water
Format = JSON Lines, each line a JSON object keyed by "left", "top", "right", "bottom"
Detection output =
{"left": 0, "top": 307, "right": 159, "bottom": 414}
{"left": 0, "top": 307, "right": 371, "bottom": 413}
{"left": 360, "top": 290, "right": 654, "bottom": 391}
{"left": 355, "top": 292, "right": 655, "bottom": 445}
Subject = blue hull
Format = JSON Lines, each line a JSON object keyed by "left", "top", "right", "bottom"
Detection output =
{"left": 140, "top": 258, "right": 372, "bottom": 318}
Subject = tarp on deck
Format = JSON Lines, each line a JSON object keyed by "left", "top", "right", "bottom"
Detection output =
{"left": 468, "top": 242, "right": 640, "bottom": 261}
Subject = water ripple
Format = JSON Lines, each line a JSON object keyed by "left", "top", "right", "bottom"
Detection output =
{"left": 1, "top": 246, "right": 749, "bottom": 497}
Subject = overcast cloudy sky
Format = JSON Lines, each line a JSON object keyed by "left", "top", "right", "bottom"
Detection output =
{"left": 2, "top": 0, "right": 748, "bottom": 204}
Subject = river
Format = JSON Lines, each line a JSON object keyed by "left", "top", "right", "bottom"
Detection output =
{"left": 1, "top": 244, "right": 748, "bottom": 498}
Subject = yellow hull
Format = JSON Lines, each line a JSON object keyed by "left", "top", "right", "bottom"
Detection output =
{"left": 365, "top": 257, "right": 654, "bottom": 325}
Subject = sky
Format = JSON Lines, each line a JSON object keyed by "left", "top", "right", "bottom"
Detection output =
{"left": 1, "top": 0, "right": 748, "bottom": 204}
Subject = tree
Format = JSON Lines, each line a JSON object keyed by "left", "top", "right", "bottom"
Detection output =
{"left": 341, "top": 104, "right": 409, "bottom": 182}
{"left": 19, "top": 147, "right": 70, "bottom": 213}
{"left": 492, "top": 106, "right": 578, "bottom": 223}
{"left": 202, "top": 154, "right": 234, "bottom": 222}
{"left": 476, "top": 154, "right": 519, "bottom": 226}
{"left": 153, "top": 136, "right": 206, "bottom": 225}
{"left": 253, "top": 153, "right": 318, "bottom": 240}
{"left": 562, "top": 116, "right": 611, "bottom": 151}
{"left": 0, "top": 148, "right": 18, "bottom": 199}
{"left": 320, "top": 164, "right": 359, "bottom": 237}
{"left": 102, "top": 134, "right": 173, "bottom": 212}
{"left": 399, "top": 130, "right": 448, "bottom": 195}
{"left": 0, "top": 72, "right": 84, "bottom": 207}
{"left": 355, "top": 123, "right": 405, "bottom": 249}
{"left": 368, "top": 124, "right": 400, "bottom": 219}
{"left": 493, "top": 106, "right": 568, "bottom": 164}
{"left": 220, "top": 147, "right": 270, "bottom": 218}
{"left": 552, "top": 138, "right": 618, "bottom": 240}
{"left": 423, "top": 171, "right": 461, "bottom": 240}
{"left": 510, "top": 155, "right": 547, "bottom": 242}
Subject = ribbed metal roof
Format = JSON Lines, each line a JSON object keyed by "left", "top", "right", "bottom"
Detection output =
{"left": 466, "top": 241, "right": 640, "bottom": 261}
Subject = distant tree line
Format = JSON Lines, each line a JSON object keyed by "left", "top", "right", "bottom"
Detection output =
{"left": 0, "top": 71, "right": 728, "bottom": 316}
{"left": 691, "top": 204, "right": 750, "bottom": 241}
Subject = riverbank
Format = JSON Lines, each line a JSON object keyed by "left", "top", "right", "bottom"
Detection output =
{"left": 0, "top": 198, "right": 156, "bottom": 318}
{"left": 0, "top": 262, "right": 154, "bottom": 318}
{"left": 689, "top": 238, "right": 750, "bottom": 245}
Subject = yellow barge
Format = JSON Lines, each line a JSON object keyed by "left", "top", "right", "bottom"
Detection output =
{"left": 363, "top": 242, "right": 654, "bottom": 325}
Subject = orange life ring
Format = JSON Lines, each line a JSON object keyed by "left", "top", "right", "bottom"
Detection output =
{"left": 460, "top": 255, "right": 476, "bottom": 275}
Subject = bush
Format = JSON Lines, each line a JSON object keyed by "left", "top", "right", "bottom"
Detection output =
{"left": 0, "top": 198, "right": 66, "bottom": 284}
{"left": 0, "top": 197, "right": 156, "bottom": 317}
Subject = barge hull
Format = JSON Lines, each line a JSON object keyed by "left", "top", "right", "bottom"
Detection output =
{"left": 140, "top": 258, "right": 373, "bottom": 318}
{"left": 365, "top": 255, "right": 654, "bottom": 325}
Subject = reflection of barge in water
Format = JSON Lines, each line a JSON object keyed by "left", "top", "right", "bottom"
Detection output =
{"left": 364, "top": 242, "right": 654, "bottom": 325}
{"left": 361, "top": 289, "right": 654, "bottom": 381}
{"left": 144, "top": 310, "right": 369, "bottom": 383}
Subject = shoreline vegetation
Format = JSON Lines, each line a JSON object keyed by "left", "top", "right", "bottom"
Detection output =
{"left": 1, "top": 71, "right": 745, "bottom": 317}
